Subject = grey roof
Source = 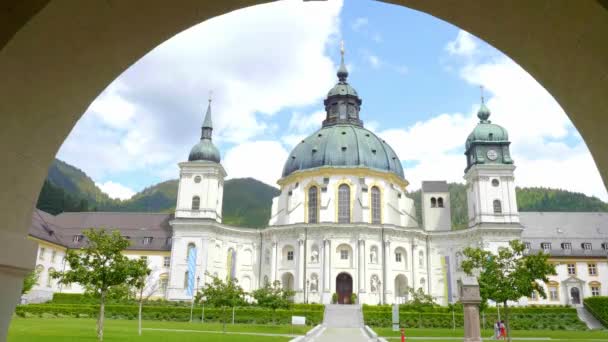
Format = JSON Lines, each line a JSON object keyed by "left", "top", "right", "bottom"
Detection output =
{"left": 30, "top": 209, "right": 173, "bottom": 251}
{"left": 520, "top": 212, "right": 608, "bottom": 257}
{"left": 421, "top": 181, "right": 448, "bottom": 193}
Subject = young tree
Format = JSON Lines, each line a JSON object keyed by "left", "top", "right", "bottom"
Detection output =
{"left": 252, "top": 280, "right": 294, "bottom": 323}
{"left": 407, "top": 287, "right": 436, "bottom": 307}
{"left": 51, "top": 229, "right": 149, "bottom": 341}
{"left": 137, "top": 267, "right": 162, "bottom": 336}
{"left": 461, "top": 240, "right": 555, "bottom": 342}
{"left": 21, "top": 270, "right": 39, "bottom": 295}
{"left": 197, "top": 273, "right": 245, "bottom": 332}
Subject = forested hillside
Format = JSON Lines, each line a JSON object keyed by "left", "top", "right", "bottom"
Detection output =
{"left": 37, "top": 159, "right": 608, "bottom": 229}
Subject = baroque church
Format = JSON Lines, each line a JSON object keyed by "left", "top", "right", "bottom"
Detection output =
{"left": 26, "top": 49, "right": 608, "bottom": 306}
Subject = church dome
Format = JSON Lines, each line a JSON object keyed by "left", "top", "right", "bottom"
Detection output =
{"left": 465, "top": 101, "right": 509, "bottom": 151}
{"left": 282, "top": 124, "right": 404, "bottom": 178}
{"left": 188, "top": 99, "right": 221, "bottom": 163}
{"left": 282, "top": 44, "right": 403, "bottom": 179}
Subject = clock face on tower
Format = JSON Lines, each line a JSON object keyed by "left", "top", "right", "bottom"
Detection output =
{"left": 486, "top": 149, "right": 498, "bottom": 161}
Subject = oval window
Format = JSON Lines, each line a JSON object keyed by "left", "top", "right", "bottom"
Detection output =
{"left": 194, "top": 176, "right": 202, "bottom": 183}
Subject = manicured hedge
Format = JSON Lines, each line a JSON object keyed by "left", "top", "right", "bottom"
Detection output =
{"left": 15, "top": 304, "right": 323, "bottom": 325}
{"left": 584, "top": 297, "right": 608, "bottom": 328}
{"left": 363, "top": 305, "right": 587, "bottom": 330}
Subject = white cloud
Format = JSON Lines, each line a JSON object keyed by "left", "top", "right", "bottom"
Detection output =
{"left": 383, "top": 29, "right": 607, "bottom": 200}
{"left": 352, "top": 17, "right": 369, "bottom": 32}
{"left": 96, "top": 181, "right": 136, "bottom": 200}
{"left": 223, "top": 141, "right": 289, "bottom": 186}
{"left": 445, "top": 30, "right": 477, "bottom": 57}
{"left": 288, "top": 110, "right": 326, "bottom": 133}
{"left": 368, "top": 55, "right": 381, "bottom": 69}
{"left": 57, "top": 0, "right": 343, "bottom": 187}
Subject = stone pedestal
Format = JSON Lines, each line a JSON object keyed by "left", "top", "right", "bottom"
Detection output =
{"left": 458, "top": 276, "right": 482, "bottom": 342}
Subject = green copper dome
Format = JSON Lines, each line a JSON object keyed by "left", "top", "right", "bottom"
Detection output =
{"left": 282, "top": 124, "right": 404, "bottom": 178}
{"left": 465, "top": 123, "right": 509, "bottom": 150}
{"left": 188, "top": 100, "right": 221, "bottom": 163}
{"left": 327, "top": 83, "right": 359, "bottom": 97}
{"left": 465, "top": 102, "right": 509, "bottom": 151}
{"left": 189, "top": 140, "right": 221, "bottom": 163}
{"left": 282, "top": 43, "right": 403, "bottom": 179}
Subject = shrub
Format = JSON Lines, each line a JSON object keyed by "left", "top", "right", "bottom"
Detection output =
{"left": 15, "top": 304, "right": 324, "bottom": 325}
{"left": 584, "top": 296, "right": 608, "bottom": 328}
{"left": 362, "top": 304, "right": 586, "bottom": 330}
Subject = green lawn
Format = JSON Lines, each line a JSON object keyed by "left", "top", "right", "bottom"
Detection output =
{"left": 372, "top": 327, "right": 608, "bottom": 341}
{"left": 8, "top": 317, "right": 310, "bottom": 341}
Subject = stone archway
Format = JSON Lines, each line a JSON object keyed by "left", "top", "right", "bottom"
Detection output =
{"left": 336, "top": 272, "right": 353, "bottom": 304}
{"left": 394, "top": 274, "right": 408, "bottom": 304}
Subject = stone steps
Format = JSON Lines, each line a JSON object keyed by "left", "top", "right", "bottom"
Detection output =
{"left": 323, "top": 304, "right": 364, "bottom": 328}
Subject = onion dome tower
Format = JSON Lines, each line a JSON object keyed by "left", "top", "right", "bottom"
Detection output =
{"left": 464, "top": 93, "right": 513, "bottom": 172}
{"left": 175, "top": 96, "right": 226, "bottom": 222}
{"left": 464, "top": 89, "right": 519, "bottom": 226}
{"left": 188, "top": 99, "right": 221, "bottom": 163}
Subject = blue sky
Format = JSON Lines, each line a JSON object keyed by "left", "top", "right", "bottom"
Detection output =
{"left": 56, "top": 0, "right": 606, "bottom": 201}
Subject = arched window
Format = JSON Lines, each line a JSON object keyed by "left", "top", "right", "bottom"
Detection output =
{"left": 186, "top": 243, "right": 196, "bottom": 261}
{"left": 418, "top": 250, "right": 424, "bottom": 268}
{"left": 371, "top": 186, "right": 381, "bottom": 224}
{"left": 493, "top": 199, "right": 502, "bottom": 213}
{"left": 437, "top": 197, "right": 444, "bottom": 208}
{"left": 308, "top": 186, "right": 319, "bottom": 223}
{"left": 430, "top": 197, "right": 437, "bottom": 208}
{"left": 183, "top": 271, "right": 189, "bottom": 288}
{"left": 192, "top": 196, "right": 200, "bottom": 210}
{"left": 338, "top": 184, "right": 350, "bottom": 223}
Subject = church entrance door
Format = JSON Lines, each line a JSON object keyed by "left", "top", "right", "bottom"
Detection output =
{"left": 336, "top": 273, "right": 353, "bottom": 304}
{"left": 571, "top": 287, "right": 580, "bottom": 305}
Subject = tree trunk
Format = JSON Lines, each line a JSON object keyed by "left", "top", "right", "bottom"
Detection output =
{"left": 138, "top": 285, "right": 144, "bottom": 336}
{"left": 97, "top": 290, "right": 106, "bottom": 341}
{"left": 503, "top": 301, "right": 511, "bottom": 342}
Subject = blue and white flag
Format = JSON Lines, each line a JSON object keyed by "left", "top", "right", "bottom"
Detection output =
{"left": 186, "top": 246, "right": 197, "bottom": 297}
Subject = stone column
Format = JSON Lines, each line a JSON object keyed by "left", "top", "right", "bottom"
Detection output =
{"left": 323, "top": 239, "right": 331, "bottom": 292}
{"left": 297, "top": 239, "right": 305, "bottom": 291}
{"left": 358, "top": 239, "right": 365, "bottom": 293}
{"left": 459, "top": 276, "right": 482, "bottom": 342}
{"left": 271, "top": 241, "right": 278, "bottom": 283}
{"left": 0, "top": 230, "right": 37, "bottom": 341}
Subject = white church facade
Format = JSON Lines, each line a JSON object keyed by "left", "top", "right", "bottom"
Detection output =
{"left": 25, "top": 51, "right": 608, "bottom": 306}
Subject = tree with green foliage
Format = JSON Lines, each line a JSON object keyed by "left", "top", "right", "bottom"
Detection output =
{"left": 252, "top": 280, "right": 294, "bottom": 323}
{"left": 407, "top": 287, "right": 436, "bottom": 307}
{"left": 51, "top": 229, "right": 149, "bottom": 341}
{"left": 196, "top": 273, "right": 245, "bottom": 332}
{"left": 461, "top": 240, "right": 556, "bottom": 341}
{"left": 21, "top": 270, "right": 39, "bottom": 295}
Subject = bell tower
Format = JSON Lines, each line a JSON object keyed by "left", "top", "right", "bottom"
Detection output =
{"left": 175, "top": 97, "right": 226, "bottom": 222}
{"left": 464, "top": 95, "right": 518, "bottom": 227}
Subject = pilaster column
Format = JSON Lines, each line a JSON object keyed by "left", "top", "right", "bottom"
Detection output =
{"left": 383, "top": 240, "right": 392, "bottom": 302}
{"left": 358, "top": 239, "right": 365, "bottom": 293}
{"left": 0, "top": 230, "right": 37, "bottom": 341}
{"left": 323, "top": 239, "right": 331, "bottom": 292}
{"left": 297, "top": 239, "right": 305, "bottom": 291}
{"left": 271, "top": 241, "right": 278, "bottom": 283}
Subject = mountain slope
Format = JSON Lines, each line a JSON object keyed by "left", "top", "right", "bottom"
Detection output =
{"left": 37, "top": 159, "right": 608, "bottom": 229}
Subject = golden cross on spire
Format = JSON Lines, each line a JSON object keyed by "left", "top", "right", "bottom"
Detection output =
{"left": 208, "top": 90, "right": 213, "bottom": 103}
{"left": 340, "top": 40, "right": 345, "bottom": 57}
{"left": 480, "top": 85, "right": 485, "bottom": 104}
